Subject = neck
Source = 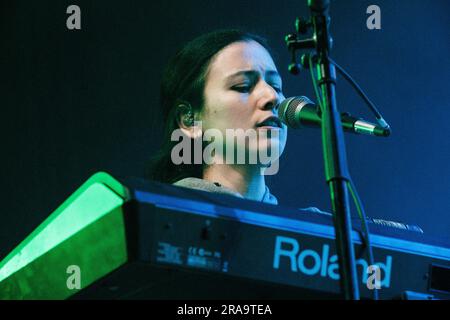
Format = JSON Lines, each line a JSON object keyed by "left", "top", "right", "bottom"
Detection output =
{"left": 203, "top": 164, "right": 266, "bottom": 201}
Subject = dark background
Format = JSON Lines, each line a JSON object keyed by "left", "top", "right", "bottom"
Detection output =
{"left": 1, "top": 0, "right": 449, "bottom": 259}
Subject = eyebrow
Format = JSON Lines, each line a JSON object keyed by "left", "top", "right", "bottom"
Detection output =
{"left": 225, "top": 70, "right": 281, "bottom": 82}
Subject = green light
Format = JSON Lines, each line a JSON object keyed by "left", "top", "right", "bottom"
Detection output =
{"left": 0, "top": 172, "right": 130, "bottom": 299}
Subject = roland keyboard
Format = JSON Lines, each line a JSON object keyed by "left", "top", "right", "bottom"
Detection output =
{"left": 0, "top": 172, "right": 448, "bottom": 299}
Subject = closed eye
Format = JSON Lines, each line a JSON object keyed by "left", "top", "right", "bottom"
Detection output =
{"left": 231, "top": 81, "right": 282, "bottom": 94}
{"left": 231, "top": 84, "right": 252, "bottom": 93}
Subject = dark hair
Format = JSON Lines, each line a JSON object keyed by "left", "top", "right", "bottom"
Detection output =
{"left": 147, "top": 29, "right": 272, "bottom": 183}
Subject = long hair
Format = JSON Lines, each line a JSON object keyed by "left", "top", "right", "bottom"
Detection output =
{"left": 147, "top": 29, "right": 272, "bottom": 183}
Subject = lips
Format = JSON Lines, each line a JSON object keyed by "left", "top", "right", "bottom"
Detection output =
{"left": 256, "top": 116, "right": 283, "bottom": 128}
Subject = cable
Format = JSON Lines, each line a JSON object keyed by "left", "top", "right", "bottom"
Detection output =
{"left": 347, "top": 179, "right": 379, "bottom": 300}
{"left": 328, "top": 57, "right": 391, "bottom": 131}
{"left": 309, "top": 54, "right": 323, "bottom": 112}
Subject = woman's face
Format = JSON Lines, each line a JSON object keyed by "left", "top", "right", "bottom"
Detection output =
{"left": 200, "top": 40, "right": 287, "bottom": 168}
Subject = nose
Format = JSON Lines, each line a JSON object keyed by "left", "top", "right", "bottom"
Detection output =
{"left": 257, "top": 81, "right": 283, "bottom": 112}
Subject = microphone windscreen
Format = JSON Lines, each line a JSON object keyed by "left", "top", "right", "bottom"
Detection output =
{"left": 278, "top": 96, "right": 315, "bottom": 128}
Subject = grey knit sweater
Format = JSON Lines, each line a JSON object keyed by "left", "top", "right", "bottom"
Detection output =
{"left": 173, "top": 177, "right": 278, "bottom": 205}
{"left": 173, "top": 177, "right": 330, "bottom": 216}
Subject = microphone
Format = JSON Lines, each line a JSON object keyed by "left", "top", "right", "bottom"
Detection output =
{"left": 278, "top": 96, "right": 390, "bottom": 137}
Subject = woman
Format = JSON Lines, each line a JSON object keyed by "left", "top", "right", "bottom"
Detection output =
{"left": 148, "top": 29, "right": 287, "bottom": 205}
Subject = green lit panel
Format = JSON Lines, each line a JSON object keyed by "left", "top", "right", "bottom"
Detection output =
{"left": 0, "top": 172, "right": 129, "bottom": 299}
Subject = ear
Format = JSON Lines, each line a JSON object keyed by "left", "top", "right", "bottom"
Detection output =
{"left": 175, "top": 104, "right": 202, "bottom": 139}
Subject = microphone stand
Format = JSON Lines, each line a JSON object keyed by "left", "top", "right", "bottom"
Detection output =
{"left": 286, "top": 0, "right": 360, "bottom": 299}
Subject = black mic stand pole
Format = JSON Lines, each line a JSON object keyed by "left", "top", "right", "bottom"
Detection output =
{"left": 286, "top": 0, "right": 360, "bottom": 299}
